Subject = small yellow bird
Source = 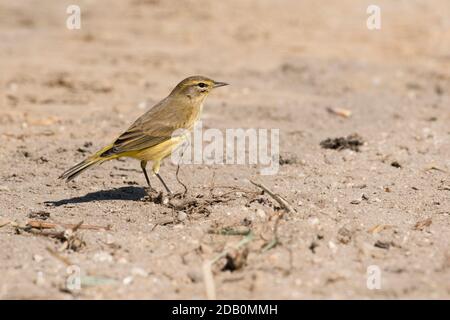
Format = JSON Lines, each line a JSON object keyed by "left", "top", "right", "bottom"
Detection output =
{"left": 59, "top": 76, "right": 228, "bottom": 193}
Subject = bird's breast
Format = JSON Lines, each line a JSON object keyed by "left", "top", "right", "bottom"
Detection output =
{"left": 182, "top": 102, "right": 203, "bottom": 130}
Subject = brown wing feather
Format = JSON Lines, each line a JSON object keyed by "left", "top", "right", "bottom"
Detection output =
{"left": 102, "top": 97, "right": 189, "bottom": 157}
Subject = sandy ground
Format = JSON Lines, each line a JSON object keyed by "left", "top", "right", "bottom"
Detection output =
{"left": 1, "top": 0, "right": 450, "bottom": 299}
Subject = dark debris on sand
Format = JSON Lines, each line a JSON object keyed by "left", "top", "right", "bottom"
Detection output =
{"left": 320, "top": 133, "right": 364, "bottom": 152}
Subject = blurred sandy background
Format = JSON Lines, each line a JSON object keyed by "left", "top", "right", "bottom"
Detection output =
{"left": 0, "top": 0, "right": 449, "bottom": 299}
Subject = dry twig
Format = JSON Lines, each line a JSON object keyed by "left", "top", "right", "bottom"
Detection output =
{"left": 46, "top": 247, "right": 73, "bottom": 266}
{"left": 414, "top": 218, "right": 432, "bottom": 231}
{"left": 0, "top": 219, "right": 11, "bottom": 228}
{"left": 202, "top": 261, "right": 216, "bottom": 300}
{"left": 250, "top": 180, "right": 296, "bottom": 214}
{"left": 326, "top": 107, "right": 352, "bottom": 118}
{"left": 261, "top": 211, "right": 284, "bottom": 252}
{"left": 26, "top": 220, "right": 111, "bottom": 231}
{"left": 208, "top": 226, "right": 251, "bottom": 236}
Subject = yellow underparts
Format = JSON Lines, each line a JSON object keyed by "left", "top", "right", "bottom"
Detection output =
{"left": 113, "top": 136, "right": 185, "bottom": 174}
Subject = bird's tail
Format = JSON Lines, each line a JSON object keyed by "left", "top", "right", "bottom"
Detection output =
{"left": 59, "top": 144, "right": 116, "bottom": 182}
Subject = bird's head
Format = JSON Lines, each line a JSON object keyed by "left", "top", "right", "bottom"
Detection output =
{"left": 170, "top": 76, "right": 228, "bottom": 100}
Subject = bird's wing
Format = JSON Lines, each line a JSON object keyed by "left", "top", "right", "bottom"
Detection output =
{"left": 109, "top": 122, "right": 175, "bottom": 154}
{"left": 102, "top": 98, "right": 185, "bottom": 156}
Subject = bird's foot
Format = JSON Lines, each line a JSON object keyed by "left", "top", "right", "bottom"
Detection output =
{"left": 143, "top": 187, "right": 175, "bottom": 205}
{"left": 143, "top": 187, "right": 162, "bottom": 201}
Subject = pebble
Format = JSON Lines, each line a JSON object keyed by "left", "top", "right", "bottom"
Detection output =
{"left": 308, "top": 217, "right": 320, "bottom": 226}
{"left": 93, "top": 252, "right": 113, "bottom": 263}
{"left": 105, "top": 234, "right": 115, "bottom": 245}
{"left": 328, "top": 241, "right": 338, "bottom": 254}
{"left": 123, "top": 276, "right": 134, "bottom": 285}
{"left": 187, "top": 270, "right": 203, "bottom": 283}
{"left": 33, "top": 254, "right": 44, "bottom": 263}
{"left": 177, "top": 211, "right": 187, "bottom": 222}
{"left": 118, "top": 257, "right": 128, "bottom": 264}
{"left": 256, "top": 208, "right": 266, "bottom": 219}
{"left": 138, "top": 101, "right": 147, "bottom": 109}
{"left": 131, "top": 267, "right": 148, "bottom": 277}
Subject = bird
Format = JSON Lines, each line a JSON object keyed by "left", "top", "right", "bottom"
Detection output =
{"left": 59, "top": 75, "right": 228, "bottom": 193}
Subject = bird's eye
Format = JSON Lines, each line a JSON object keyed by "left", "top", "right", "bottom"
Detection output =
{"left": 197, "top": 82, "right": 207, "bottom": 88}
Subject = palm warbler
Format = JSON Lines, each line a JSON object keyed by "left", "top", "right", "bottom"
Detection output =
{"left": 59, "top": 76, "right": 228, "bottom": 193}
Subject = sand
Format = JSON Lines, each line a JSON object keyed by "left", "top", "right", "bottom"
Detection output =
{"left": 0, "top": 0, "right": 449, "bottom": 299}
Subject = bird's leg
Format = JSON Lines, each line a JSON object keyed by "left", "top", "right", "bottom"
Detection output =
{"left": 140, "top": 160, "right": 151, "bottom": 188}
{"left": 156, "top": 173, "right": 172, "bottom": 194}
{"left": 152, "top": 160, "right": 172, "bottom": 194}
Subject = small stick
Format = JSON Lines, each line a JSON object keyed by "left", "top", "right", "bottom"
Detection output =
{"left": 209, "top": 185, "right": 259, "bottom": 198}
{"left": 425, "top": 166, "right": 447, "bottom": 173}
{"left": 250, "top": 180, "right": 296, "bottom": 214}
{"left": 208, "top": 226, "right": 251, "bottom": 236}
{"left": 22, "top": 228, "right": 67, "bottom": 240}
{"left": 175, "top": 163, "right": 188, "bottom": 197}
{"left": 152, "top": 216, "right": 176, "bottom": 227}
{"left": 175, "top": 143, "right": 188, "bottom": 196}
{"left": 209, "top": 171, "right": 217, "bottom": 198}
{"left": 413, "top": 218, "right": 432, "bottom": 231}
{"left": 0, "top": 219, "right": 11, "bottom": 228}
{"left": 210, "top": 185, "right": 256, "bottom": 192}
{"left": 211, "top": 232, "right": 254, "bottom": 264}
{"left": 261, "top": 238, "right": 278, "bottom": 252}
{"left": 326, "top": 107, "right": 352, "bottom": 118}
{"left": 202, "top": 261, "right": 216, "bottom": 300}
{"left": 262, "top": 211, "right": 284, "bottom": 252}
{"left": 202, "top": 232, "right": 254, "bottom": 300}
{"left": 71, "top": 221, "right": 84, "bottom": 232}
{"left": 26, "top": 220, "right": 111, "bottom": 231}
{"left": 46, "top": 247, "right": 73, "bottom": 266}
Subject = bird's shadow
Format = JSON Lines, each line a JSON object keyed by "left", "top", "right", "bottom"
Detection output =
{"left": 45, "top": 186, "right": 147, "bottom": 207}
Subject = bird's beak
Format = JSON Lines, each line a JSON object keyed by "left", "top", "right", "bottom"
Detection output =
{"left": 213, "top": 81, "right": 229, "bottom": 88}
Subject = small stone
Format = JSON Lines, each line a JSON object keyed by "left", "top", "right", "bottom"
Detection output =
{"left": 350, "top": 199, "right": 361, "bottom": 205}
{"left": 391, "top": 161, "right": 402, "bottom": 168}
{"left": 105, "top": 234, "right": 115, "bottom": 245}
{"left": 93, "top": 252, "right": 113, "bottom": 263}
{"left": 138, "top": 101, "right": 147, "bottom": 109}
{"left": 33, "top": 254, "right": 44, "bottom": 263}
{"left": 337, "top": 227, "right": 352, "bottom": 244}
{"left": 177, "top": 211, "right": 187, "bottom": 222}
{"left": 328, "top": 241, "right": 338, "bottom": 254}
{"left": 374, "top": 240, "right": 391, "bottom": 250}
{"left": 123, "top": 276, "right": 134, "bottom": 285}
{"left": 131, "top": 267, "right": 148, "bottom": 277}
{"left": 187, "top": 270, "right": 203, "bottom": 283}
{"left": 256, "top": 208, "right": 266, "bottom": 219}
{"left": 118, "top": 257, "right": 128, "bottom": 264}
{"left": 29, "top": 210, "right": 51, "bottom": 220}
